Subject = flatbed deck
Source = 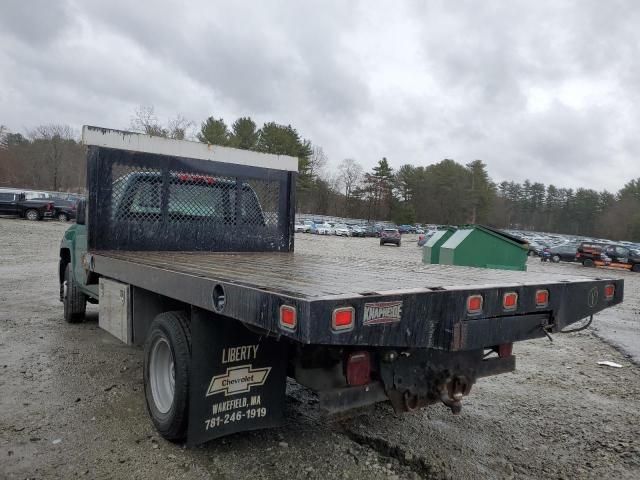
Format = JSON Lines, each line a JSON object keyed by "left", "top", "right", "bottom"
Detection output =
{"left": 90, "top": 249, "right": 623, "bottom": 349}
{"left": 94, "top": 250, "right": 610, "bottom": 299}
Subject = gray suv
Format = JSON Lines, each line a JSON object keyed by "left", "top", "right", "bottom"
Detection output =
{"left": 380, "top": 228, "right": 401, "bottom": 247}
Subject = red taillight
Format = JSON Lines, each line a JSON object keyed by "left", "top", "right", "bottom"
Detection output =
{"left": 604, "top": 284, "right": 615, "bottom": 300}
{"left": 503, "top": 292, "right": 518, "bottom": 311}
{"left": 279, "top": 305, "right": 296, "bottom": 331}
{"left": 498, "top": 343, "right": 513, "bottom": 358}
{"left": 535, "top": 289, "right": 549, "bottom": 308}
{"left": 346, "top": 351, "right": 371, "bottom": 386}
{"left": 177, "top": 173, "right": 216, "bottom": 184}
{"left": 467, "top": 295, "right": 483, "bottom": 315}
{"left": 332, "top": 307, "right": 354, "bottom": 331}
{"left": 47, "top": 202, "right": 53, "bottom": 211}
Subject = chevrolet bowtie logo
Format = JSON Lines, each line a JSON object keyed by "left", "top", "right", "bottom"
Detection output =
{"left": 206, "top": 364, "right": 271, "bottom": 397}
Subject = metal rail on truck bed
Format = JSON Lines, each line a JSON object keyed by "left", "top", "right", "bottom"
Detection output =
{"left": 90, "top": 249, "right": 624, "bottom": 350}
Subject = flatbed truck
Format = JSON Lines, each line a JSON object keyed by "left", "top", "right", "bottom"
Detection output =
{"left": 59, "top": 126, "right": 624, "bottom": 445}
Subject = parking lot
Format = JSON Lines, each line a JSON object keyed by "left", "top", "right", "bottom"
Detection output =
{"left": 1, "top": 218, "right": 639, "bottom": 479}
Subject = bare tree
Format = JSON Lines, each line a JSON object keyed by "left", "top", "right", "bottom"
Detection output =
{"left": 130, "top": 105, "right": 194, "bottom": 140}
{"left": 130, "top": 105, "right": 167, "bottom": 137}
{"left": 167, "top": 115, "right": 195, "bottom": 140}
{"left": 338, "top": 158, "right": 363, "bottom": 213}
{"left": 27, "top": 125, "right": 79, "bottom": 191}
{"left": 308, "top": 145, "right": 328, "bottom": 178}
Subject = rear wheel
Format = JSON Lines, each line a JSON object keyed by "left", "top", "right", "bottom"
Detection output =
{"left": 57, "top": 212, "right": 69, "bottom": 222}
{"left": 551, "top": 255, "right": 560, "bottom": 263}
{"left": 25, "top": 209, "right": 40, "bottom": 221}
{"left": 379, "top": 240, "right": 384, "bottom": 246}
{"left": 63, "top": 264, "right": 86, "bottom": 323}
{"left": 582, "top": 259, "right": 595, "bottom": 268}
{"left": 397, "top": 241, "right": 401, "bottom": 247}
{"left": 144, "top": 311, "right": 191, "bottom": 442}
{"left": 632, "top": 264, "right": 640, "bottom": 273}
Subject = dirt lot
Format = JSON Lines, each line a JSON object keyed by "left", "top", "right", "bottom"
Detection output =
{"left": 1, "top": 218, "right": 639, "bottom": 479}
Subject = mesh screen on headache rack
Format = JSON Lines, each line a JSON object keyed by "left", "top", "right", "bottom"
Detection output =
{"left": 87, "top": 146, "right": 294, "bottom": 252}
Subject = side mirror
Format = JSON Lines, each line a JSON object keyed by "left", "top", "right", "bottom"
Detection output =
{"left": 76, "top": 199, "right": 86, "bottom": 225}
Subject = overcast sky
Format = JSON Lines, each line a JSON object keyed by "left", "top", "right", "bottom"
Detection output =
{"left": 1, "top": 0, "right": 638, "bottom": 192}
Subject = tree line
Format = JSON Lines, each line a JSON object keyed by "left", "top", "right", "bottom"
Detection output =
{"left": 1, "top": 109, "right": 639, "bottom": 241}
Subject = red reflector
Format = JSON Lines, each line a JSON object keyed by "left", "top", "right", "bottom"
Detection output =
{"left": 536, "top": 289, "right": 549, "bottom": 307}
{"left": 467, "top": 295, "right": 483, "bottom": 314}
{"left": 332, "top": 307, "right": 354, "bottom": 331}
{"left": 604, "top": 284, "right": 615, "bottom": 300}
{"left": 498, "top": 343, "right": 513, "bottom": 358}
{"left": 346, "top": 351, "right": 371, "bottom": 386}
{"left": 279, "top": 305, "right": 296, "bottom": 330}
{"left": 503, "top": 292, "right": 518, "bottom": 310}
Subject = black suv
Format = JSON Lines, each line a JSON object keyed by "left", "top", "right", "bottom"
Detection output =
{"left": 548, "top": 244, "right": 578, "bottom": 263}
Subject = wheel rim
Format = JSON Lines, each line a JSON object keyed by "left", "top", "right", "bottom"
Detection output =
{"left": 27, "top": 211, "right": 37, "bottom": 220}
{"left": 58, "top": 214, "right": 67, "bottom": 221}
{"left": 149, "top": 337, "right": 175, "bottom": 414}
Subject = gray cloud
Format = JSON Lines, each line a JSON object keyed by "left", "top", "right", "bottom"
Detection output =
{"left": 1, "top": 0, "right": 639, "bottom": 192}
{"left": 0, "top": 0, "right": 74, "bottom": 46}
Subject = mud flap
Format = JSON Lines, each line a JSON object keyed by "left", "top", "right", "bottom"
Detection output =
{"left": 187, "top": 308, "right": 287, "bottom": 445}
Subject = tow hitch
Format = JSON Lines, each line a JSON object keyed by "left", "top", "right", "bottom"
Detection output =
{"left": 379, "top": 348, "right": 514, "bottom": 414}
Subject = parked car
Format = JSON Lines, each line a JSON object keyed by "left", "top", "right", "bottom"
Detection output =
{"left": 527, "top": 242, "right": 545, "bottom": 256}
{"left": 548, "top": 245, "right": 578, "bottom": 263}
{"left": 334, "top": 224, "right": 351, "bottom": 236}
{"left": 350, "top": 225, "right": 366, "bottom": 237}
{"left": 0, "top": 192, "right": 55, "bottom": 220}
{"left": 37, "top": 198, "right": 77, "bottom": 222}
{"left": 398, "top": 224, "right": 415, "bottom": 234}
{"left": 380, "top": 228, "right": 401, "bottom": 247}
{"left": 294, "top": 222, "right": 310, "bottom": 233}
{"left": 314, "top": 223, "right": 334, "bottom": 235}
{"left": 576, "top": 242, "right": 640, "bottom": 272}
{"left": 363, "top": 225, "right": 380, "bottom": 237}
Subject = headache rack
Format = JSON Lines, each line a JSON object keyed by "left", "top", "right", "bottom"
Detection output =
{"left": 84, "top": 126, "right": 297, "bottom": 252}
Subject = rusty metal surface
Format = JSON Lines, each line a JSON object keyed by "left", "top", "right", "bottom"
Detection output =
{"left": 94, "top": 249, "right": 614, "bottom": 299}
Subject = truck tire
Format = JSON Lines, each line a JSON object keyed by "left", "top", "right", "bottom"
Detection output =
{"left": 582, "top": 259, "right": 594, "bottom": 268}
{"left": 632, "top": 264, "right": 640, "bottom": 273}
{"left": 63, "top": 264, "right": 86, "bottom": 323}
{"left": 144, "top": 311, "right": 191, "bottom": 442}
{"left": 57, "top": 212, "right": 69, "bottom": 222}
{"left": 552, "top": 255, "right": 560, "bottom": 263}
{"left": 25, "top": 209, "right": 40, "bottom": 221}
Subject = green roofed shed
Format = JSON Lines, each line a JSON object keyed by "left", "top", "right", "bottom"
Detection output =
{"left": 438, "top": 225, "right": 529, "bottom": 271}
{"left": 422, "top": 228, "right": 456, "bottom": 264}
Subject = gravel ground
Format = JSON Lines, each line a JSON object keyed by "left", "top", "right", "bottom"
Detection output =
{"left": 1, "top": 218, "right": 639, "bottom": 479}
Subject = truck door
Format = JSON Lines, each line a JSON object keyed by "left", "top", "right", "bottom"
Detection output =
{"left": 73, "top": 208, "right": 98, "bottom": 298}
{"left": 614, "top": 246, "right": 630, "bottom": 264}
{"left": 0, "top": 193, "right": 19, "bottom": 215}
